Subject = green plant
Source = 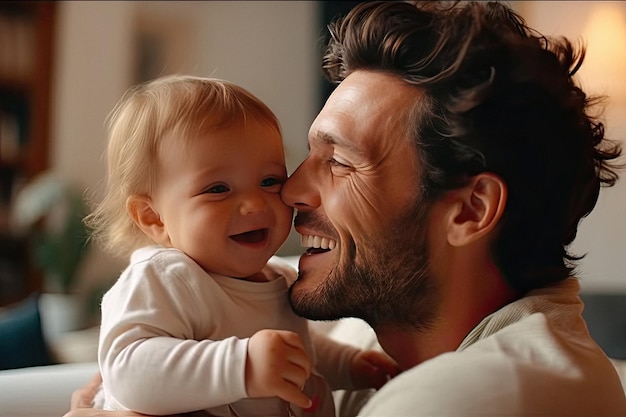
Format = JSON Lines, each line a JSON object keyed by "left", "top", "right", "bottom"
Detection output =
{"left": 32, "top": 189, "right": 90, "bottom": 294}
{"left": 11, "top": 172, "right": 91, "bottom": 297}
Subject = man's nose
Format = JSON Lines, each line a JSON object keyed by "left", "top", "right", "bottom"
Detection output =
{"left": 281, "top": 158, "right": 319, "bottom": 209}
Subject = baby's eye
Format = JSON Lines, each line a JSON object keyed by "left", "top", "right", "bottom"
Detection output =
{"left": 260, "top": 177, "right": 283, "bottom": 188}
{"left": 205, "top": 184, "right": 230, "bottom": 194}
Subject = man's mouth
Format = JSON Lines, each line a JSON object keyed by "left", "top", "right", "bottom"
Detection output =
{"left": 230, "top": 229, "right": 268, "bottom": 244}
{"left": 300, "top": 234, "right": 337, "bottom": 254}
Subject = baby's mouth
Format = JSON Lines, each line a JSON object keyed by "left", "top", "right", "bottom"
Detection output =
{"left": 230, "top": 228, "right": 268, "bottom": 244}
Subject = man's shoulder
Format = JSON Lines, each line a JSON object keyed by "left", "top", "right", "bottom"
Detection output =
{"left": 361, "top": 346, "right": 626, "bottom": 416}
{"left": 364, "top": 350, "right": 518, "bottom": 412}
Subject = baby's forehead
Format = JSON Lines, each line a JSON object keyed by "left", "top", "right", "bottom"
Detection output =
{"left": 156, "top": 120, "right": 286, "bottom": 173}
{"left": 174, "top": 108, "right": 279, "bottom": 137}
{"left": 159, "top": 115, "right": 284, "bottom": 156}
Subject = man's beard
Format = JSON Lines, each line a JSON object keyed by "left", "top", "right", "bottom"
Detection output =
{"left": 289, "top": 201, "right": 438, "bottom": 331}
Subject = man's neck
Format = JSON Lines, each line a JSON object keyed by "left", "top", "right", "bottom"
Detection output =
{"left": 375, "top": 262, "right": 520, "bottom": 370}
{"left": 374, "top": 325, "right": 456, "bottom": 370}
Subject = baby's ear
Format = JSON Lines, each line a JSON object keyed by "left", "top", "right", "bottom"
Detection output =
{"left": 126, "top": 194, "right": 169, "bottom": 245}
{"left": 446, "top": 172, "right": 507, "bottom": 247}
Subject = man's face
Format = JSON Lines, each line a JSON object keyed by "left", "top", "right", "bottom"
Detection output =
{"left": 282, "top": 70, "right": 439, "bottom": 329}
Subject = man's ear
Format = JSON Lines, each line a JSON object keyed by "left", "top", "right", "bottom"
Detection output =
{"left": 126, "top": 194, "right": 169, "bottom": 245}
{"left": 446, "top": 173, "right": 507, "bottom": 247}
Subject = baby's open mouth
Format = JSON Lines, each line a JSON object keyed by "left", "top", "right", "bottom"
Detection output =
{"left": 230, "top": 228, "right": 268, "bottom": 244}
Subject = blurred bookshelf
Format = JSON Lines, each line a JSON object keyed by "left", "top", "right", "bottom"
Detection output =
{"left": 0, "top": 1, "right": 56, "bottom": 306}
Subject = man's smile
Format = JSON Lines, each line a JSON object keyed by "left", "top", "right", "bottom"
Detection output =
{"left": 300, "top": 234, "right": 337, "bottom": 253}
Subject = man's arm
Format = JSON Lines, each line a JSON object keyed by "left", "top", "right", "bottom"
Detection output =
{"left": 63, "top": 372, "right": 174, "bottom": 417}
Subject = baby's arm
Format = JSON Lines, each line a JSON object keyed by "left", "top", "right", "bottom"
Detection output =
{"left": 100, "top": 310, "right": 249, "bottom": 414}
{"left": 103, "top": 331, "right": 313, "bottom": 414}
{"left": 99, "top": 263, "right": 249, "bottom": 414}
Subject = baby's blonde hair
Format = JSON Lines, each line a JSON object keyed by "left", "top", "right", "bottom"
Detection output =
{"left": 84, "top": 75, "right": 281, "bottom": 259}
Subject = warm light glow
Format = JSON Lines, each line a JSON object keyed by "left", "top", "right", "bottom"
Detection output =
{"left": 578, "top": 3, "right": 626, "bottom": 106}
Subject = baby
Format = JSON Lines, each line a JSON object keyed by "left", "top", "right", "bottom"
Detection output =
{"left": 84, "top": 75, "right": 397, "bottom": 417}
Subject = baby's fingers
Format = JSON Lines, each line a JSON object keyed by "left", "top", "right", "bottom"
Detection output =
{"left": 363, "top": 350, "right": 400, "bottom": 375}
{"left": 276, "top": 382, "right": 312, "bottom": 410}
{"left": 280, "top": 332, "right": 313, "bottom": 377}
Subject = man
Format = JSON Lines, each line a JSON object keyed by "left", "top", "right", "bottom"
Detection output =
{"left": 66, "top": 1, "right": 625, "bottom": 416}
{"left": 282, "top": 1, "right": 625, "bottom": 415}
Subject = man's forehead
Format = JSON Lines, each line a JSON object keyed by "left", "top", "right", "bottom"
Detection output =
{"left": 308, "top": 71, "right": 420, "bottom": 153}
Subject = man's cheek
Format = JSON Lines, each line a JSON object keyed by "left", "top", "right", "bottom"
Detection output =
{"left": 328, "top": 179, "right": 387, "bottom": 238}
{"left": 350, "top": 178, "right": 389, "bottom": 222}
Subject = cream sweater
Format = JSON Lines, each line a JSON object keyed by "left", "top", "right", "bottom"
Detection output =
{"left": 360, "top": 278, "right": 626, "bottom": 416}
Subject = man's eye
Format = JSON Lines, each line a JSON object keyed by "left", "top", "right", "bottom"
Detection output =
{"left": 260, "top": 177, "right": 283, "bottom": 187}
{"left": 205, "top": 184, "right": 230, "bottom": 194}
{"left": 329, "top": 158, "right": 350, "bottom": 169}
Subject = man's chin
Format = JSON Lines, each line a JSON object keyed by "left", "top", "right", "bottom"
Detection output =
{"left": 288, "top": 272, "right": 319, "bottom": 309}
{"left": 288, "top": 275, "right": 343, "bottom": 321}
{"left": 293, "top": 251, "right": 334, "bottom": 290}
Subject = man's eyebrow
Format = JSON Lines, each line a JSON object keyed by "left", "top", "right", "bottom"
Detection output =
{"left": 310, "top": 131, "right": 338, "bottom": 145}
{"left": 310, "top": 131, "right": 362, "bottom": 155}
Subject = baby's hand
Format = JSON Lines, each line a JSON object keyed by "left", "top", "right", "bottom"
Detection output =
{"left": 246, "top": 329, "right": 313, "bottom": 409}
{"left": 350, "top": 349, "right": 400, "bottom": 390}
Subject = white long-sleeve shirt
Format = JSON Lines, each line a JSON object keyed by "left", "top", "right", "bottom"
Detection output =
{"left": 359, "top": 278, "right": 626, "bottom": 416}
{"left": 98, "top": 246, "right": 360, "bottom": 416}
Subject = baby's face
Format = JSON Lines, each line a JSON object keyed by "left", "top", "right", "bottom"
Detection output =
{"left": 151, "top": 118, "right": 292, "bottom": 279}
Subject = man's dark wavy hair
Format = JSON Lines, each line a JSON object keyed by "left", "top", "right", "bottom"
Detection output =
{"left": 322, "top": 1, "right": 623, "bottom": 292}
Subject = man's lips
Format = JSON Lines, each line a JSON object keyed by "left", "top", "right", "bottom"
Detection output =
{"left": 230, "top": 228, "right": 268, "bottom": 244}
